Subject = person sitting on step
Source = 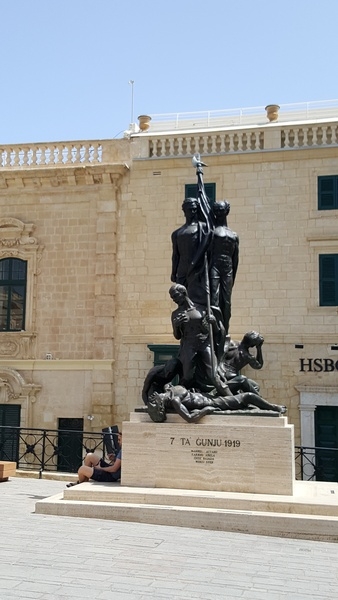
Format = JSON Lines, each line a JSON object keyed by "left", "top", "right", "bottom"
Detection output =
{"left": 66, "top": 431, "right": 122, "bottom": 487}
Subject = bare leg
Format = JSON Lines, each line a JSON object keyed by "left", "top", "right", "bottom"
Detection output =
{"left": 239, "top": 392, "right": 286, "bottom": 413}
{"left": 78, "top": 465, "right": 95, "bottom": 483}
{"left": 228, "top": 375, "right": 260, "bottom": 395}
{"left": 78, "top": 453, "right": 102, "bottom": 482}
{"left": 67, "top": 453, "right": 101, "bottom": 487}
{"left": 84, "top": 452, "right": 101, "bottom": 467}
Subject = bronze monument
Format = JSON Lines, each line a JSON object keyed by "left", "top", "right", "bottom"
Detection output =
{"left": 143, "top": 154, "right": 286, "bottom": 421}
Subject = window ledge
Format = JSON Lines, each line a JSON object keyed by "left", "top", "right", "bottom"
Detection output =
{"left": 307, "top": 233, "right": 338, "bottom": 244}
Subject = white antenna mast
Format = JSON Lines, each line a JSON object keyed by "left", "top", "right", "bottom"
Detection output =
{"left": 128, "top": 80, "right": 135, "bottom": 123}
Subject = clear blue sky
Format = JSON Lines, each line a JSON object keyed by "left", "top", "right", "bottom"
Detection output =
{"left": 1, "top": 0, "right": 337, "bottom": 144}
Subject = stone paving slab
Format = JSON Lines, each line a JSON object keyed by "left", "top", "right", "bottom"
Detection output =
{"left": 1, "top": 477, "right": 338, "bottom": 599}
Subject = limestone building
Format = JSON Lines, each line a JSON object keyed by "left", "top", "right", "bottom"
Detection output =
{"left": 0, "top": 101, "right": 338, "bottom": 476}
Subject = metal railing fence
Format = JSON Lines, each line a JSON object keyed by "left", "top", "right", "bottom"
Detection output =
{"left": 1, "top": 426, "right": 338, "bottom": 481}
{"left": 147, "top": 99, "right": 338, "bottom": 132}
{"left": 294, "top": 445, "right": 338, "bottom": 481}
{"left": 0, "top": 426, "right": 106, "bottom": 476}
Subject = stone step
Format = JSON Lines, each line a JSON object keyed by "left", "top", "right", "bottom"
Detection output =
{"left": 36, "top": 491, "right": 338, "bottom": 542}
{"left": 61, "top": 482, "right": 338, "bottom": 517}
{"left": 35, "top": 480, "right": 338, "bottom": 542}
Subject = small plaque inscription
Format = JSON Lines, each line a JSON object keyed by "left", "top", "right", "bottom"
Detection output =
{"left": 169, "top": 436, "right": 241, "bottom": 464}
{"left": 191, "top": 449, "right": 218, "bottom": 464}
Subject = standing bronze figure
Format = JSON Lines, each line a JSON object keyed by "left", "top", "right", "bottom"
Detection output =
{"left": 169, "top": 283, "right": 229, "bottom": 395}
{"left": 209, "top": 201, "right": 239, "bottom": 334}
{"left": 171, "top": 159, "right": 213, "bottom": 308}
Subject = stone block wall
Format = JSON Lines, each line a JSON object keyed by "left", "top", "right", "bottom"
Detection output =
{"left": 0, "top": 163, "right": 126, "bottom": 430}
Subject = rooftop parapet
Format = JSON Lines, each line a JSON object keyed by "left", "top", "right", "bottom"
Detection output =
{"left": 133, "top": 99, "right": 338, "bottom": 135}
{"left": 128, "top": 100, "right": 338, "bottom": 159}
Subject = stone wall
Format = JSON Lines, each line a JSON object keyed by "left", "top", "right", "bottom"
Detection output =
{"left": 0, "top": 161, "right": 127, "bottom": 430}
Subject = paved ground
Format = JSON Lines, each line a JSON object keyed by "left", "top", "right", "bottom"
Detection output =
{"left": 1, "top": 477, "right": 338, "bottom": 600}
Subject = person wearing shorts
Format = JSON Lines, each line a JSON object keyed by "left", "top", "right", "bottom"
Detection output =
{"left": 67, "top": 432, "right": 122, "bottom": 487}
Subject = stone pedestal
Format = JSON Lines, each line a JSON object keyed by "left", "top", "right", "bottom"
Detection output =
{"left": 122, "top": 412, "right": 295, "bottom": 495}
{"left": 0, "top": 460, "right": 16, "bottom": 482}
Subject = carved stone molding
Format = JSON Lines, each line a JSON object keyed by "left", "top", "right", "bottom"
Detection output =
{"left": 0, "top": 218, "right": 38, "bottom": 247}
{"left": 0, "top": 367, "right": 41, "bottom": 427}
{"left": 0, "top": 332, "right": 36, "bottom": 359}
{"left": 0, "top": 367, "right": 41, "bottom": 402}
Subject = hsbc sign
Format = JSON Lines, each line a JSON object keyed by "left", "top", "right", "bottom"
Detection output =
{"left": 300, "top": 358, "right": 338, "bottom": 372}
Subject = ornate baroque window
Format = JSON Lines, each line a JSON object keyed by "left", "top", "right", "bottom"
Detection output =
{"left": 0, "top": 258, "right": 27, "bottom": 331}
{"left": 0, "top": 218, "right": 43, "bottom": 358}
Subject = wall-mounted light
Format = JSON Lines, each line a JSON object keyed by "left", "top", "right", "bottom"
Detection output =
{"left": 87, "top": 415, "right": 94, "bottom": 421}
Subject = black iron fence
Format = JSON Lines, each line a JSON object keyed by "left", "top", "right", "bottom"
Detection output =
{"left": 0, "top": 426, "right": 107, "bottom": 475}
{"left": 1, "top": 426, "right": 338, "bottom": 481}
{"left": 295, "top": 445, "right": 338, "bottom": 481}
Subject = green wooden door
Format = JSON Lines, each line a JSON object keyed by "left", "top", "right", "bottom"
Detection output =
{"left": 57, "top": 417, "right": 83, "bottom": 473}
{"left": 315, "top": 406, "right": 338, "bottom": 481}
{"left": 0, "top": 404, "right": 21, "bottom": 462}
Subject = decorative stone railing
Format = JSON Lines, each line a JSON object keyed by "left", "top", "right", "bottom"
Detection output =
{"left": 0, "top": 139, "right": 129, "bottom": 169}
{"left": 2, "top": 121, "right": 338, "bottom": 167}
{"left": 0, "top": 142, "right": 102, "bottom": 168}
{"left": 147, "top": 130, "right": 265, "bottom": 158}
{"left": 281, "top": 124, "right": 338, "bottom": 148}
{"left": 136, "top": 121, "right": 338, "bottom": 159}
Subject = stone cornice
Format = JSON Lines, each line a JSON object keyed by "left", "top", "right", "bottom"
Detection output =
{"left": 0, "top": 359, "right": 114, "bottom": 370}
{"left": 295, "top": 385, "right": 338, "bottom": 393}
{"left": 0, "top": 163, "right": 129, "bottom": 191}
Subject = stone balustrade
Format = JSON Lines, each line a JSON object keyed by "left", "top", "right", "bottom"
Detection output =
{"left": 0, "top": 139, "right": 130, "bottom": 169}
{"left": 0, "top": 142, "right": 103, "bottom": 168}
{"left": 1, "top": 121, "right": 338, "bottom": 167}
{"left": 137, "top": 121, "right": 338, "bottom": 159}
{"left": 281, "top": 124, "right": 338, "bottom": 148}
{"left": 148, "top": 130, "right": 265, "bottom": 157}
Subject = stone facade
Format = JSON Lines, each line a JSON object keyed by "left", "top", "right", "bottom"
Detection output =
{"left": 1, "top": 107, "right": 338, "bottom": 448}
{"left": 0, "top": 140, "right": 129, "bottom": 431}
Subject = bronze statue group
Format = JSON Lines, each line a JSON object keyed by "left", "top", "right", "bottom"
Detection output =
{"left": 143, "top": 155, "right": 286, "bottom": 423}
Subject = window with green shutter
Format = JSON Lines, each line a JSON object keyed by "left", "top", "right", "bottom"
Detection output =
{"left": 147, "top": 344, "right": 180, "bottom": 385}
{"left": 0, "top": 258, "right": 27, "bottom": 331}
{"left": 147, "top": 344, "right": 180, "bottom": 366}
{"left": 318, "top": 176, "right": 338, "bottom": 210}
{"left": 319, "top": 254, "right": 338, "bottom": 306}
{"left": 185, "top": 183, "right": 216, "bottom": 204}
